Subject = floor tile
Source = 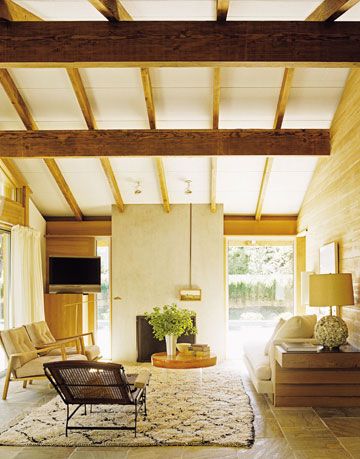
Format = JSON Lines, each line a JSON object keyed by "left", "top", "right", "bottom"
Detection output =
{"left": 253, "top": 416, "right": 283, "bottom": 438}
{"left": 237, "top": 438, "right": 295, "bottom": 458}
{"left": 0, "top": 447, "right": 23, "bottom": 459}
{"left": 281, "top": 427, "right": 341, "bottom": 449}
{"left": 14, "top": 447, "right": 74, "bottom": 459}
{"left": 315, "top": 407, "right": 360, "bottom": 418}
{"left": 183, "top": 446, "right": 237, "bottom": 458}
{"left": 293, "top": 448, "right": 352, "bottom": 459}
{"left": 274, "top": 410, "right": 326, "bottom": 429}
{"left": 69, "top": 448, "right": 128, "bottom": 459}
{"left": 322, "top": 417, "right": 360, "bottom": 437}
{"left": 128, "top": 446, "right": 184, "bottom": 458}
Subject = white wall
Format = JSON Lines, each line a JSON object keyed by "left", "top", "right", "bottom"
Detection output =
{"left": 112, "top": 204, "right": 225, "bottom": 362}
{"left": 29, "top": 199, "right": 46, "bottom": 288}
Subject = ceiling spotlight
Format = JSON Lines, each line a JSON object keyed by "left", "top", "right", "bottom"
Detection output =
{"left": 134, "top": 181, "right": 142, "bottom": 194}
{"left": 185, "top": 180, "right": 192, "bottom": 195}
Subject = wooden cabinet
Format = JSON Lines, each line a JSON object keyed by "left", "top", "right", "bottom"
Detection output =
{"left": 44, "top": 293, "right": 95, "bottom": 340}
{"left": 274, "top": 345, "right": 360, "bottom": 407}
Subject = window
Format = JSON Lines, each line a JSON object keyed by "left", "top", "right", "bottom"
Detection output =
{"left": 227, "top": 239, "right": 294, "bottom": 325}
{"left": 0, "top": 231, "right": 10, "bottom": 373}
{"left": 96, "top": 238, "right": 111, "bottom": 359}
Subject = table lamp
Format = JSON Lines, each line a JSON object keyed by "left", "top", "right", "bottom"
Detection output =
{"left": 309, "top": 273, "right": 354, "bottom": 350}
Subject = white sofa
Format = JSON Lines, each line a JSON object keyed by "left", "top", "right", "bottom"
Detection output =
{"left": 243, "top": 329, "right": 317, "bottom": 397}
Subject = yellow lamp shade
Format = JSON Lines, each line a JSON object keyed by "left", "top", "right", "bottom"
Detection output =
{"left": 309, "top": 273, "right": 354, "bottom": 307}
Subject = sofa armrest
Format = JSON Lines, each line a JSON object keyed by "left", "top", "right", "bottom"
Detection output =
{"left": 134, "top": 370, "right": 151, "bottom": 389}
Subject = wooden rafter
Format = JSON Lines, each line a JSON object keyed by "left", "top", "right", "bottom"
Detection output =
{"left": 210, "top": 68, "right": 221, "bottom": 213}
{"left": 43, "top": 159, "right": 83, "bottom": 221}
{"left": 1, "top": 21, "right": 359, "bottom": 68}
{"left": 87, "top": 0, "right": 132, "bottom": 21}
{"left": 254, "top": 0, "right": 359, "bottom": 221}
{"left": 66, "top": 67, "right": 125, "bottom": 212}
{"left": 0, "top": 129, "right": 330, "bottom": 158}
{"left": 0, "top": 68, "right": 83, "bottom": 220}
{"left": 216, "top": 0, "right": 230, "bottom": 21}
{"left": 0, "top": 0, "right": 40, "bottom": 20}
{"left": 0, "top": 158, "right": 28, "bottom": 188}
{"left": 155, "top": 158, "right": 170, "bottom": 213}
{"left": 306, "top": 0, "right": 360, "bottom": 21}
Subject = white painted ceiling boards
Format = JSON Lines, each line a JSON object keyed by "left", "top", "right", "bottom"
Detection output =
{"left": 2, "top": 1, "right": 356, "bottom": 217}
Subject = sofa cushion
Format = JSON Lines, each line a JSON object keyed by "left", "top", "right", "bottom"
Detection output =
{"left": 264, "top": 318, "right": 285, "bottom": 355}
{"left": 25, "top": 321, "right": 56, "bottom": 347}
{"left": 16, "top": 354, "right": 87, "bottom": 378}
{"left": 273, "top": 315, "right": 317, "bottom": 341}
{"left": 0, "top": 327, "right": 38, "bottom": 369}
{"left": 47, "top": 344, "right": 100, "bottom": 361}
{"left": 243, "top": 341, "right": 271, "bottom": 381}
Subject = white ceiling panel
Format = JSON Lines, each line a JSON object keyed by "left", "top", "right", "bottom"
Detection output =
{"left": 153, "top": 88, "right": 212, "bottom": 124}
{"left": 110, "top": 158, "right": 161, "bottom": 204}
{"left": 261, "top": 191, "right": 307, "bottom": 215}
{"left": 17, "top": 0, "right": 105, "bottom": 20}
{"left": 271, "top": 157, "right": 318, "bottom": 172}
{"left": 218, "top": 157, "right": 266, "bottom": 172}
{"left": 122, "top": 1, "right": 215, "bottom": 20}
{"left": 80, "top": 69, "right": 143, "bottom": 89}
{"left": 221, "top": 88, "right": 280, "bottom": 122}
{"left": 221, "top": 68, "right": 284, "bottom": 88}
{"left": 10, "top": 69, "right": 72, "bottom": 89}
{"left": 229, "top": 1, "right": 321, "bottom": 20}
{"left": 0, "top": 87, "right": 24, "bottom": 122}
{"left": 56, "top": 159, "right": 113, "bottom": 216}
{"left": 97, "top": 120, "right": 149, "bottom": 129}
{"left": 284, "top": 88, "right": 344, "bottom": 124}
{"left": 86, "top": 88, "right": 148, "bottom": 122}
{"left": 151, "top": 68, "right": 213, "bottom": 88}
{"left": 336, "top": 2, "right": 360, "bottom": 20}
{"left": 292, "top": 69, "right": 349, "bottom": 88}
{"left": 12, "top": 159, "right": 74, "bottom": 216}
{"left": 217, "top": 191, "right": 260, "bottom": 214}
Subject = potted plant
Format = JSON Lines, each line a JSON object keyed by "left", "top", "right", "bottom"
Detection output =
{"left": 145, "top": 303, "right": 197, "bottom": 356}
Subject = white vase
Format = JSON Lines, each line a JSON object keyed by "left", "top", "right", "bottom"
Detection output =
{"left": 165, "top": 335, "right": 177, "bottom": 356}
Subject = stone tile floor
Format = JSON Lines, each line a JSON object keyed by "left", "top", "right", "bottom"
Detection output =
{"left": 0, "top": 362, "right": 359, "bottom": 459}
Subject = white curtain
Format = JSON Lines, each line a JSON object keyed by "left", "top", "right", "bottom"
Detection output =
{"left": 10, "top": 225, "right": 44, "bottom": 327}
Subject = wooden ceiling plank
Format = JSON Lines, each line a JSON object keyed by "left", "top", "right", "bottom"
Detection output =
{"left": 100, "top": 157, "right": 124, "bottom": 212}
{"left": 1, "top": 21, "right": 359, "bottom": 68}
{"left": 141, "top": 68, "right": 156, "bottom": 130}
{"left": 306, "top": 0, "right": 360, "bottom": 21}
{"left": 0, "top": 129, "right": 330, "bottom": 158}
{"left": 0, "top": 0, "right": 41, "bottom": 20}
{"left": 155, "top": 158, "right": 170, "bottom": 213}
{"left": 0, "top": 69, "right": 37, "bottom": 130}
{"left": 216, "top": 0, "right": 230, "bottom": 21}
{"left": 87, "top": 0, "right": 132, "bottom": 21}
{"left": 66, "top": 68, "right": 97, "bottom": 130}
{"left": 210, "top": 157, "right": 217, "bottom": 214}
{"left": 43, "top": 159, "right": 83, "bottom": 221}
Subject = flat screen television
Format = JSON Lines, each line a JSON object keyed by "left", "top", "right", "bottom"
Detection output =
{"left": 49, "top": 256, "right": 101, "bottom": 293}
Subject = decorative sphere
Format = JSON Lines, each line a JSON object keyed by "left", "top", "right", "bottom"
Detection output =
{"left": 315, "top": 315, "right": 348, "bottom": 349}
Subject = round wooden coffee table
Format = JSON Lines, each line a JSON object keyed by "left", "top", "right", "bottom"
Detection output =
{"left": 151, "top": 352, "right": 217, "bottom": 369}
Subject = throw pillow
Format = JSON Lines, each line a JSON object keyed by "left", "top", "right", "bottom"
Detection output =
{"left": 273, "top": 314, "right": 317, "bottom": 341}
{"left": 264, "top": 318, "right": 285, "bottom": 355}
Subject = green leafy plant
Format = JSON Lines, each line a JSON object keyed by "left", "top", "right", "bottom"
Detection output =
{"left": 145, "top": 303, "right": 197, "bottom": 341}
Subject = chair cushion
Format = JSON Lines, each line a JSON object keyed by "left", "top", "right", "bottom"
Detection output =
{"left": 264, "top": 318, "right": 285, "bottom": 355}
{"left": 0, "top": 327, "right": 37, "bottom": 369}
{"left": 16, "top": 354, "right": 87, "bottom": 378}
{"left": 243, "top": 340, "right": 271, "bottom": 381}
{"left": 273, "top": 315, "right": 317, "bottom": 341}
{"left": 85, "top": 344, "right": 101, "bottom": 361}
{"left": 25, "top": 321, "right": 56, "bottom": 347}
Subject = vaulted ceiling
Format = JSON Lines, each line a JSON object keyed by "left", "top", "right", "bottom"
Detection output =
{"left": 0, "top": 0, "right": 359, "bottom": 219}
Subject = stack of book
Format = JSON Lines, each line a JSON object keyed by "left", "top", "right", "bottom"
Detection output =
{"left": 189, "top": 344, "right": 210, "bottom": 357}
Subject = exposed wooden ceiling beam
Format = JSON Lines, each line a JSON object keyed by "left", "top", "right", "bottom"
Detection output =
{"left": 87, "top": 0, "right": 132, "bottom": 21}
{"left": 155, "top": 158, "right": 170, "bottom": 213}
{"left": 66, "top": 68, "right": 125, "bottom": 212}
{"left": 306, "top": 0, "right": 360, "bottom": 21}
{"left": 1, "top": 21, "right": 359, "bottom": 68}
{"left": 254, "top": 0, "right": 359, "bottom": 221}
{"left": 0, "top": 0, "right": 40, "bottom": 20}
{"left": 100, "top": 157, "right": 124, "bottom": 212}
{"left": 43, "top": 159, "right": 83, "bottom": 221}
{"left": 0, "top": 129, "right": 330, "bottom": 158}
{"left": 216, "top": 0, "right": 230, "bottom": 21}
{"left": 0, "top": 69, "right": 83, "bottom": 219}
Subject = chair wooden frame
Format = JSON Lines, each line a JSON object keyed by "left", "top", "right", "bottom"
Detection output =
{"left": 0, "top": 337, "right": 74, "bottom": 400}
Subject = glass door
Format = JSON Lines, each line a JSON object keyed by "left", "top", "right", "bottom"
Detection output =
{"left": 0, "top": 231, "right": 10, "bottom": 373}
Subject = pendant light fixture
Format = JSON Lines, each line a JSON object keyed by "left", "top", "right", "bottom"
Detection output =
{"left": 179, "top": 203, "right": 201, "bottom": 301}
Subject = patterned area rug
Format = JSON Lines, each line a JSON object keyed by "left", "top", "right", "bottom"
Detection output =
{"left": 0, "top": 364, "right": 254, "bottom": 447}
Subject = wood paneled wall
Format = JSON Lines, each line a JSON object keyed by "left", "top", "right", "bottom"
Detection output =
{"left": 298, "top": 70, "right": 360, "bottom": 346}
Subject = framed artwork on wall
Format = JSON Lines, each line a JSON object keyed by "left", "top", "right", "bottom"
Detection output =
{"left": 320, "top": 242, "right": 339, "bottom": 274}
